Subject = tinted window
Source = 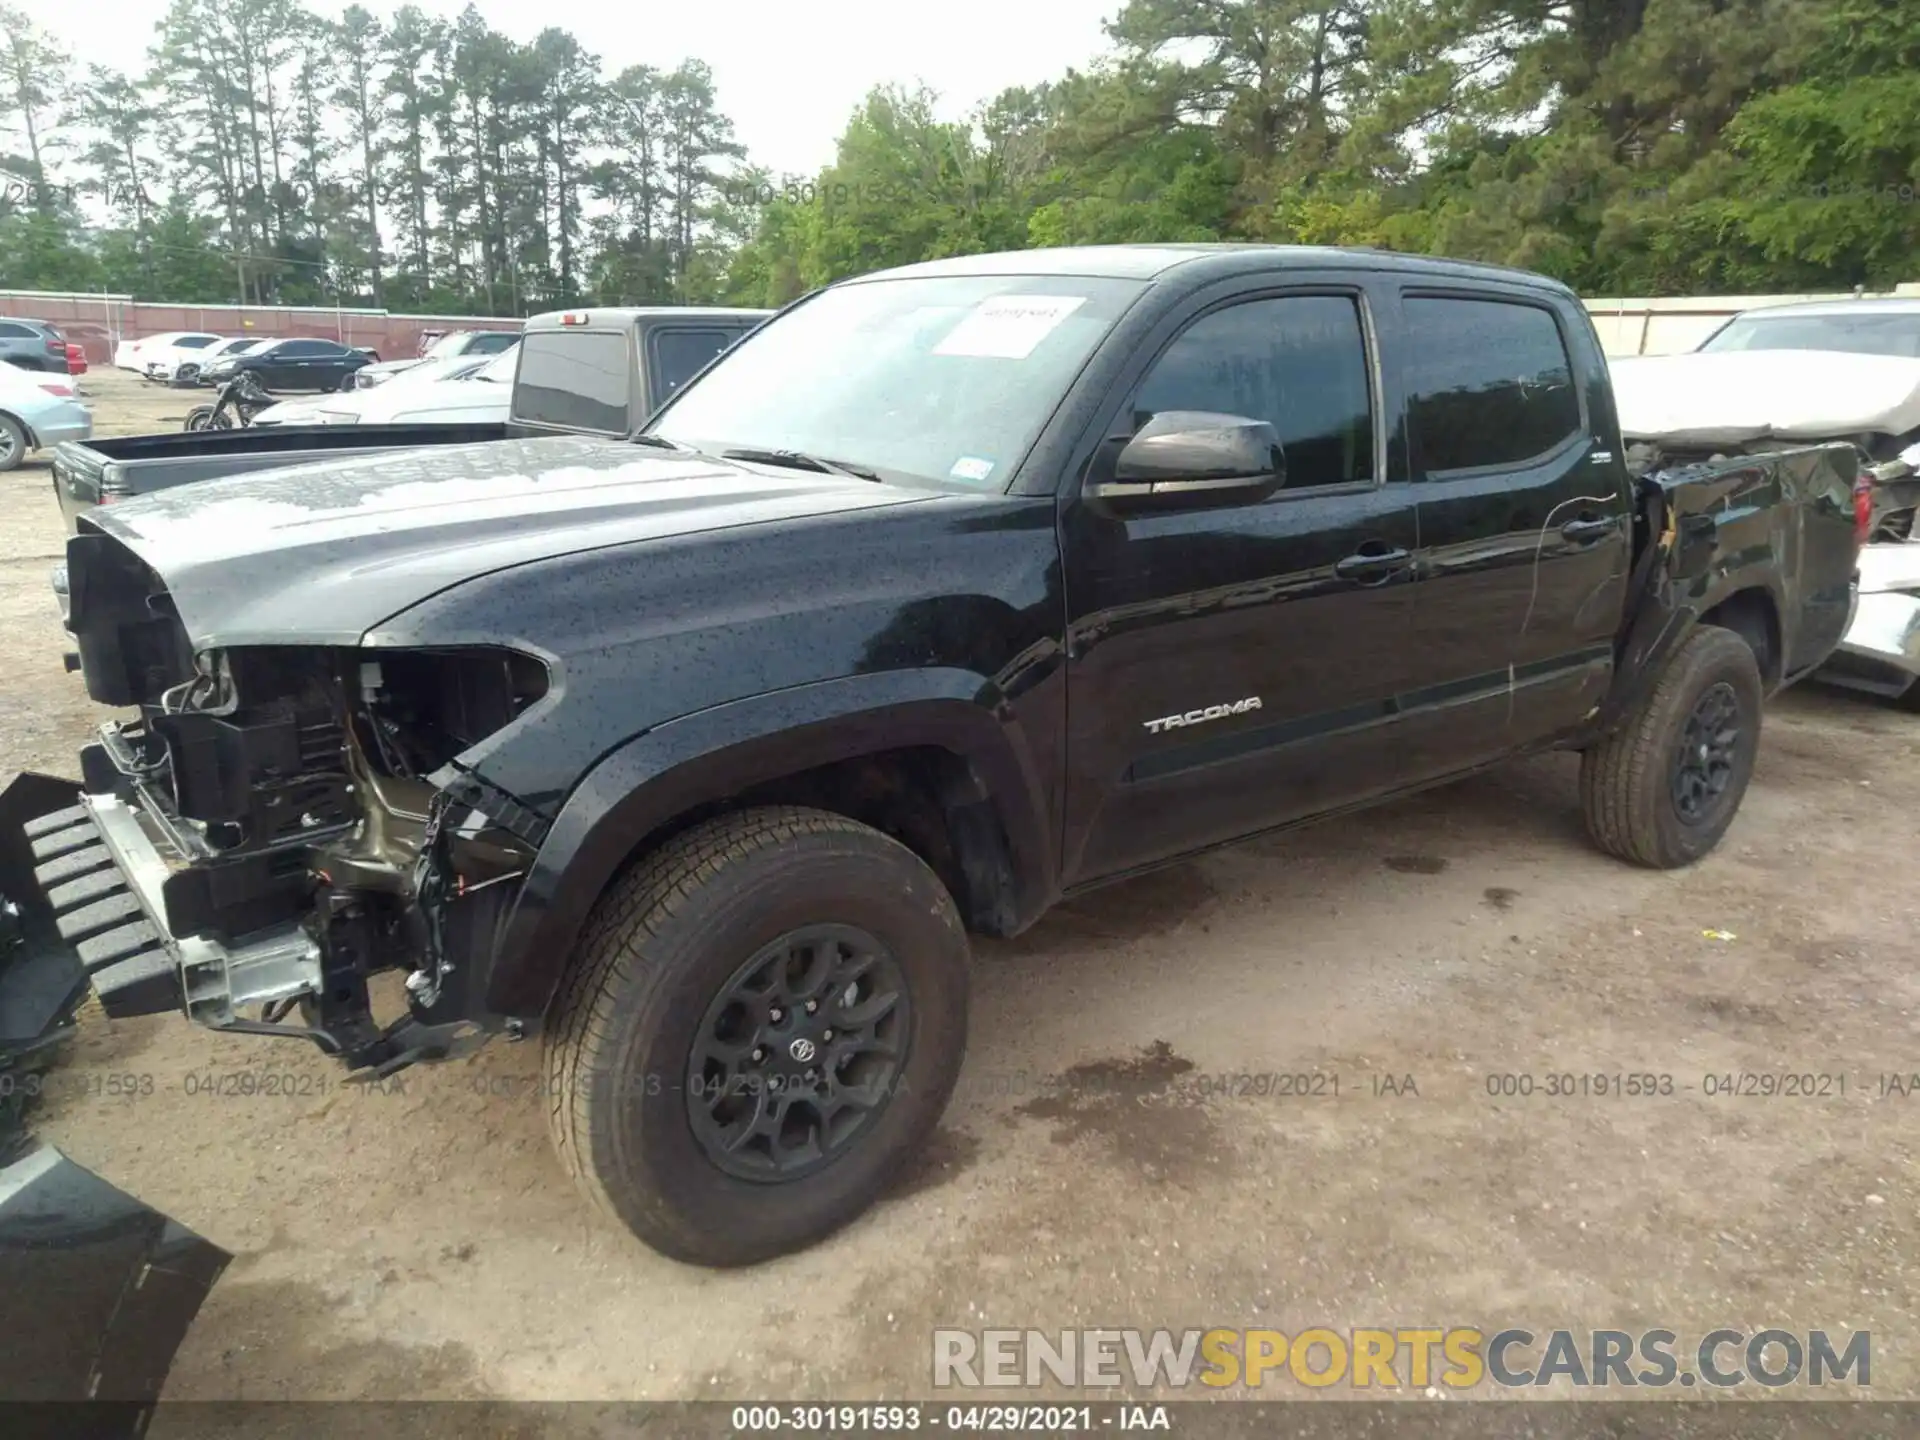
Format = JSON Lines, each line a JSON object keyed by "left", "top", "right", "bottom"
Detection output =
{"left": 1405, "top": 298, "right": 1582, "bottom": 472}
{"left": 0, "top": 323, "right": 31, "bottom": 338}
{"left": 467, "top": 332, "right": 519, "bottom": 355}
{"left": 276, "top": 340, "right": 327, "bottom": 357}
{"left": 176, "top": 335, "right": 217, "bottom": 349}
{"left": 513, "top": 330, "right": 630, "bottom": 433}
{"left": 650, "top": 328, "right": 738, "bottom": 403}
{"left": 1133, "top": 295, "right": 1375, "bottom": 489}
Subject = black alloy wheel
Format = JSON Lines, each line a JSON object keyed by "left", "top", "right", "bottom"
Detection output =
{"left": 687, "top": 924, "right": 910, "bottom": 1181}
{"left": 1670, "top": 681, "right": 1741, "bottom": 824}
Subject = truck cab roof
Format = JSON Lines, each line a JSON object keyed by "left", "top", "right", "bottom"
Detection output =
{"left": 851, "top": 242, "right": 1579, "bottom": 297}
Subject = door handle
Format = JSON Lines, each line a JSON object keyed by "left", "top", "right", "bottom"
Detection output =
{"left": 1561, "top": 516, "right": 1618, "bottom": 544}
{"left": 1334, "top": 546, "right": 1412, "bottom": 583}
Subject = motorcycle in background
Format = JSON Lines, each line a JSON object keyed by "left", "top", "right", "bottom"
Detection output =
{"left": 183, "top": 370, "right": 277, "bottom": 431}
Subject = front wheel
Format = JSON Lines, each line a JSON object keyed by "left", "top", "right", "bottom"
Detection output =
{"left": 544, "top": 806, "right": 969, "bottom": 1266}
{"left": 1580, "top": 625, "right": 1764, "bottom": 867}
{"left": 183, "top": 406, "right": 221, "bottom": 432}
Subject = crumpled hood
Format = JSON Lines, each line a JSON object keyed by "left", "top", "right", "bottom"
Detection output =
{"left": 81, "top": 434, "right": 929, "bottom": 648}
{"left": 1612, "top": 349, "right": 1920, "bottom": 445}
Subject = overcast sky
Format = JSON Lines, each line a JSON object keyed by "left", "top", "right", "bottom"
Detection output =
{"left": 18, "top": 0, "right": 1123, "bottom": 180}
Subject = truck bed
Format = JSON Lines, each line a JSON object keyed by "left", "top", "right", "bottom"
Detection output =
{"left": 49, "top": 422, "right": 510, "bottom": 532}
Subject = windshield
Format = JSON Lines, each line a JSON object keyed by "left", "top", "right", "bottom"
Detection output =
{"left": 646, "top": 274, "right": 1145, "bottom": 489}
{"left": 1700, "top": 311, "right": 1920, "bottom": 358}
{"left": 474, "top": 347, "right": 519, "bottom": 383}
{"left": 424, "top": 332, "right": 470, "bottom": 360}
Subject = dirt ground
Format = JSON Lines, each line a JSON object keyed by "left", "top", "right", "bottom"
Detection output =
{"left": 4, "top": 368, "right": 1918, "bottom": 1404}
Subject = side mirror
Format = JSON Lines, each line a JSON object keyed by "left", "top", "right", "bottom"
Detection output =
{"left": 1085, "top": 410, "right": 1285, "bottom": 511}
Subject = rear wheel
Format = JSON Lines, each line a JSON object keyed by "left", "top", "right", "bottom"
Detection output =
{"left": 1581, "top": 625, "right": 1764, "bottom": 867}
{"left": 544, "top": 806, "right": 969, "bottom": 1266}
{"left": 0, "top": 414, "right": 25, "bottom": 472}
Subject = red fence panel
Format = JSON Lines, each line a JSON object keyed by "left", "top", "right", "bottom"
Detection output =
{"left": 0, "top": 291, "right": 524, "bottom": 365}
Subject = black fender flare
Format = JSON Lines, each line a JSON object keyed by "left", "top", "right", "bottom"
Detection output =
{"left": 482, "top": 668, "right": 1057, "bottom": 1019}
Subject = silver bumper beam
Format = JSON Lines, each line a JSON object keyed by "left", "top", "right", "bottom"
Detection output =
{"left": 25, "top": 791, "right": 321, "bottom": 1025}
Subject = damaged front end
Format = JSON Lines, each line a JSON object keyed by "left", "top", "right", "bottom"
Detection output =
{"left": 29, "top": 533, "right": 551, "bottom": 1077}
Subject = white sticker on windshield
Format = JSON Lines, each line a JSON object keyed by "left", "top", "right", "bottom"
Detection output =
{"left": 949, "top": 456, "right": 997, "bottom": 484}
{"left": 933, "top": 295, "right": 1087, "bottom": 359}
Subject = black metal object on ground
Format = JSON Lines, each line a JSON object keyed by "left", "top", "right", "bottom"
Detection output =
{"left": 0, "top": 773, "right": 89, "bottom": 1137}
{"left": 0, "top": 1142, "right": 232, "bottom": 1434}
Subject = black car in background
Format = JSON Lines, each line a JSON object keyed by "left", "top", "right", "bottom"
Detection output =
{"left": 201, "top": 336, "right": 374, "bottom": 392}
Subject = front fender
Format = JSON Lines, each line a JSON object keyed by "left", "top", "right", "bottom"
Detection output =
{"left": 480, "top": 668, "right": 1058, "bottom": 1019}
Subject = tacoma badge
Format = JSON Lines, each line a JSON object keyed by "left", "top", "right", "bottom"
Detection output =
{"left": 1143, "top": 697, "right": 1263, "bottom": 734}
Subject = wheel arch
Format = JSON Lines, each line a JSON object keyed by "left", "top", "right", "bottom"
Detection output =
{"left": 0, "top": 408, "right": 38, "bottom": 451}
{"left": 1699, "top": 585, "right": 1783, "bottom": 687}
{"left": 481, "top": 670, "right": 1057, "bottom": 1020}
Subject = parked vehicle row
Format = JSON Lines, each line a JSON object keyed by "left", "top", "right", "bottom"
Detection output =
{"left": 112, "top": 331, "right": 384, "bottom": 390}
{"left": 47, "top": 306, "right": 769, "bottom": 526}
{"left": 6, "top": 247, "right": 1865, "bottom": 1274}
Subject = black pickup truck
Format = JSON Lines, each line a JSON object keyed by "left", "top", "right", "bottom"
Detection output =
{"left": 15, "top": 245, "right": 1862, "bottom": 1267}
{"left": 46, "top": 305, "right": 771, "bottom": 533}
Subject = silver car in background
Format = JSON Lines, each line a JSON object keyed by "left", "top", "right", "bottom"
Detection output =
{"left": 0, "top": 360, "right": 91, "bottom": 473}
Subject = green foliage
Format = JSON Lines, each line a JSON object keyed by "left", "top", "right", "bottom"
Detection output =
{"left": 1, "top": 0, "right": 1916, "bottom": 310}
{"left": 724, "top": 0, "right": 1918, "bottom": 297}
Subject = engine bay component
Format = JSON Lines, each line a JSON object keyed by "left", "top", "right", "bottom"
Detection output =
{"left": 33, "top": 533, "right": 549, "bottom": 1074}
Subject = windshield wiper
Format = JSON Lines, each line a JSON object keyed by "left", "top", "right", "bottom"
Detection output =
{"left": 721, "top": 447, "right": 883, "bottom": 482}
{"left": 632, "top": 434, "right": 693, "bottom": 451}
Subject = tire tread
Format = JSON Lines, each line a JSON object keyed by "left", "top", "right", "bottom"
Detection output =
{"left": 1581, "top": 625, "right": 1760, "bottom": 868}
{"left": 543, "top": 805, "right": 945, "bottom": 1251}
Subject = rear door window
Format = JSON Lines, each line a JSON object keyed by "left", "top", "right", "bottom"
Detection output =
{"left": 1403, "top": 297, "right": 1584, "bottom": 472}
{"left": 512, "top": 330, "right": 631, "bottom": 434}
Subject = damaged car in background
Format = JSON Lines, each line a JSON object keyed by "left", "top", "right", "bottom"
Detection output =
{"left": 14, "top": 245, "right": 1864, "bottom": 1269}
{"left": 1612, "top": 296, "right": 1920, "bottom": 706}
